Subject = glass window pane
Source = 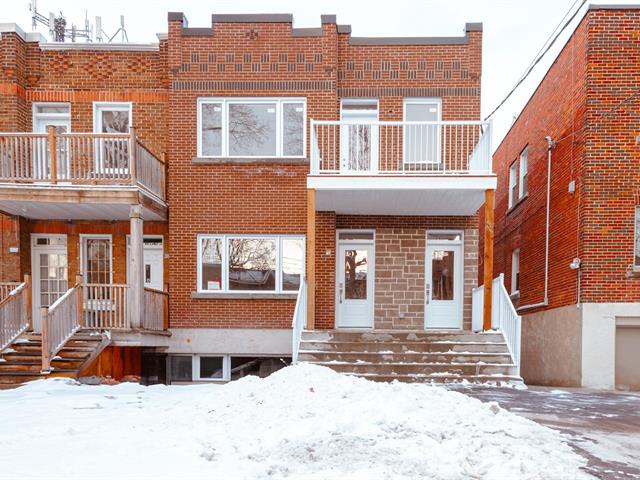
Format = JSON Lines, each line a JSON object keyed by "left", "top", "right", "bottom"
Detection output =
{"left": 100, "top": 110, "right": 130, "bottom": 133}
{"left": 228, "top": 103, "right": 277, "bottom": 156}
{"left": 230, "top": 357, "right": 262, "bottom": 380}
{"left": 201, "top": 103, "right": 222, "bottom": 156}
{"left": 36, "top": 105, "right": 69, "bottom": 115}
{"left": 344, "top": 249, "right": 368, "bottom": 300}
{"left": 338, "top": 231, "right": 374, "bottom": 240}
{"left": 281, "top": 237, "right": 304, "bottom": 291}
{"left": 85, "top": 239, "right": 110, "bottom": 284}
{"left": 199, "top": 357, "right": 224, "bottom": 379}
{"left": 431, "top": 250, "right": 454, "bottom": 301}
{"left": 427, "top": 233, "right": 461, "bottom": 242}
{"left": 282, "top": 103, "right": 304, "bottom": 156}
{"left": 170, "top": 356, "right": 192, "bottom": 382}
{"left": 405, "top": 102, "right": 439, "bottom": 164}
{"left": 201, "top": 237, "right": 223, "bottom": 291}
{"left": 228, "top": 238, "right": 276, "bottom": 291}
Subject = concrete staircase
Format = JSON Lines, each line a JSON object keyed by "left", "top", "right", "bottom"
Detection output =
{"left": 0, "top": 330, "right": 110, "bottom": 389}
{"left": 298, "top": 330, "right": 524, "bottom": 386}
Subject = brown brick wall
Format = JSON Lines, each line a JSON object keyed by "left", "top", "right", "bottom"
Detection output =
{"left": 0, "top": 214, "right": 20, "bottom": 282}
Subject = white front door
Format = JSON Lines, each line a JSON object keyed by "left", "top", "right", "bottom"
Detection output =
{"left": 127, "top": 236, "right": 164, "bottom": 291}
{"left": 340, "top": 99, "right": 379, "bottom": 173}
{"left": 425, "top": 238, "right": 463, "bottom": 329}
{"left": 33, "top": 118, "right": 71, "bottom": 180}
{"left": 336, "top": 243, "right": 374, "bottom": 328}
{"left": 31, "top": 235, "right": 68, "bottom": 332}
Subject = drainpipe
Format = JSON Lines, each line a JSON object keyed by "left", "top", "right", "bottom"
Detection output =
{"left": 518, "top": 136, "right": 553, "bottom": 311}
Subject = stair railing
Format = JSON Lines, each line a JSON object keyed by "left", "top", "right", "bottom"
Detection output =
{"left": 41, "top": 275, "right": 83, "bottom": 373}
{"left": 291, "top": 278, "right": 307, "bottom": 364}
{"left": 0, "top": 275, "right": 31, "bottom": 352}
{"left": 471, "top": 273, "right": 522, "bottom": 375}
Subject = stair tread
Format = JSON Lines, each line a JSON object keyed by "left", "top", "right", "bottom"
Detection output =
{"left": 307, "top": 360, "right": 516, "bottom": 367}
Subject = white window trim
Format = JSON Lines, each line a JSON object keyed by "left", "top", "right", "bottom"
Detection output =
{"left": 197, "top": 234, "right": 305, "bottom": 294}
{"left": 508, "top": 160, "right": 518, "bottom": 209}
{"left": 518, "top": 146, "right": 528, "bottom": 199}
{"left": 511, "top": 248, "right": 520, "bottom": 294}
{"left": 402, "top": 97, "right": 443, "bottom": 165}
{"left": 340, "top": 98, "right": 380, "bottom": 120}
{"left": 197, "top": 97, "right": 307, "bottom": 158}
{"left": 79, "top": 234, "right": 113, "bottom": 284}
{"left": 92, "top": 102, "right": 133, "bottom": 175}
{"left": 32, "top": 102, "right": 72, "bottom": 126}
{"left": 192, "top": 354, "right": 229, "bottom": 382}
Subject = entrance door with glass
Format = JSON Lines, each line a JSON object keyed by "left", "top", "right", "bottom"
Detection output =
{"left": 32, "top": 103, "right": 71, "bottom": 180}
{"left": 127, "top": 236, "right": 164, "bottom": 291}
{"left": 340, "top": 99, "right": 379, "bottom": 173}
{"left": 336, "top": 241, "right": 375, "bottom": 328}
{"left": 31, "top": 235, "right": 68, "bottom": 332}
{"left": 425, "top": 232, "right": 463, "bottom": 329}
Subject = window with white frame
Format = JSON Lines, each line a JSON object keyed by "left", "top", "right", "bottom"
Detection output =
{"left": 508, "top": 161, "right": 518, "bottom": 209}
{"left": 519, "top": 146, "right": 528, "bottom": 199}
{"left": 198, "top": 235, "right": 305, "bottom": 293}
{"left": 93, "top": 102, "right": 132, "bottom": 172}
{"left": 511, "top": 248, "right": 520, "bottom": 294}
{"left": 81, "top": 236, "right": 112, "bottom": 285}
{"left": 198, "top": 98, "right": 306, "bottom": 158}
{"left": 94, "top": 102, "right": 131, "bottom": 134}
{"left": 403, "top": 98, "right": 441, "bottom": 165}
{"left": 635, "top": 206, "right": 640, "bottom": 269}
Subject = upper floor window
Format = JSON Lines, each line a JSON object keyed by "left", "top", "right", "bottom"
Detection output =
{"left": 508, "top": 161, "right": 518, "bottom": 208}
{"left": 635, "top": 207, "right": 640, "bottom": 269}
{"left": 32, "top": 103, "right": 71, "bottom": 134}
{"left": 93, "top": 102, "right": 132, "bottom": 134}
{"left": 197, "top": 98, "right": 306, "bottom": 158}
{"left": 511, "top": 248, "right": 520, "bottom": 294}
{"left": 519, "top": 146, "right": 528, "bottom": 199}
{"left": 403, "top": 98, "right": 441, "bottom": 165}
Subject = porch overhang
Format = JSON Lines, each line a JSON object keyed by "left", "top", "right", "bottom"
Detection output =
{"left": 0, "top": 184, "right": 167, "bottom": 221}
{"left": 307, "top": 175, "right": 497, "bottom": 215}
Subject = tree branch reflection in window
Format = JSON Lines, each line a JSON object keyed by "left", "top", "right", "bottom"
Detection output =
{"left": 228, "top": 238, "right": 276, "bottom": 291}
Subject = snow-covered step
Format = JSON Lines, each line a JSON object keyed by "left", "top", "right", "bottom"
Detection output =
{"left": 311, "top": 361, "right": 519, "bottom": 377}
{"left": 302, "top": 330, "right": 505, "bottom": 343}
{"left": 298, "top": 351, "right": 513, "bottom": 364}
{"left": 299, "top": 340, "right": 510, "bottom": 354}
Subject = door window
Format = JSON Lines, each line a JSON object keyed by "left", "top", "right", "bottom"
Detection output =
{"left": 344, "top": 249, "right": 368, "bottom": 300}
{"left": 83, "top": 237, "right": 111, "bottom": 284}
{"left": 430, "top": 250, "right": 454, "bottom": 301}
{"left": 38, "top": 252, "right": 68, "bottom": 307}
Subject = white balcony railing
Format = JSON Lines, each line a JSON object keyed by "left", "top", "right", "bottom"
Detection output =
{"left": 310, "top": 120, "right": 492, "bottom": 176}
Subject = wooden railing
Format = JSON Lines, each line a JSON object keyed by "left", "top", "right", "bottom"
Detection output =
{"left": 0, "top": 127, "right": 166, "bottom": 200}
{"left": 41, "top": 277, "right": 82, "bottom": 372}
{"left": 82, "top": 283, "right": 129, "bottom": 330}
{"left": 0, "top": 276, "right": 31, "bottom": 353}
{"left": 142, "top": 288, "right": 168, "bottom": 331}
{"left": 0, "top": 282, "right": 22, "bottom": 302}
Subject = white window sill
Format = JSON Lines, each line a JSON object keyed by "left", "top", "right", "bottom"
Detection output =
{"left": 193, "top": 157, "right": 308, "bottom": 165}
{"left": 191, "top": 292, "right": 298, "bottom": 300}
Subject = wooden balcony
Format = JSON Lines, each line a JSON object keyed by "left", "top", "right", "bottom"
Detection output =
{"left": 0, "top": 128, "right": 167, "bottom": 221}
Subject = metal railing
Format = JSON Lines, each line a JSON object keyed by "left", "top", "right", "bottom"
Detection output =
{"left": 41, "top": 279, "right": 82, "bottom": 372}
{"left": 310, "top": 120, "right": 492, "bottom": 175}
{"left": 0, "top": 127, "right": 165, "bottom": 200}
{"left": 291, "top": 278, "right": 307, "bottom": 364}
{"left": 82, "top": 283, "right": 129, "bottom": 330}
{"left": 472, "top": 273, "right": 522, "bottom": 374}
{"left": 0, "top": 277, "right": 30, "bottom": 353}
{"left": 142, "top": 287, "right": 168, "bottom": 331}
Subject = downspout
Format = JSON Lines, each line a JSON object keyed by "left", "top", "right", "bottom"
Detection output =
{"left": 518, "top": 136, "right": 553, "bottom": 311}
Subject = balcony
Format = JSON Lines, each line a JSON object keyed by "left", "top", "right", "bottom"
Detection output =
{"left": 307, "top": 120, "right": 496, "bottom": 215}
{"left": 0, "top": 129, "right": 166, "bottom": 221}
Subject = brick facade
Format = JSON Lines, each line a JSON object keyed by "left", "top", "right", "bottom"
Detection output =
{"left": 487, "top": 6, "right": 640, "bottom": 311}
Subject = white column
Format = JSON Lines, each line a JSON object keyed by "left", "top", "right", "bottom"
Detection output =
{"left": 129, "top": 205, "right": 144, "bottom": 329}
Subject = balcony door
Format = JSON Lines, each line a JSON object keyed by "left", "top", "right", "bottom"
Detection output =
{"left": 93, "top": 102, "right": 132, "bottom": 175}
{"left": 32, "top": 103, "right": 71, "bottom": 181}
{"left": 425, "top": 231, "right": 463, "bottom": 329}
{"left": 340, "top": 99, "right": 379, "bottom": 173}
{"left": 31, "top": 235, "right": 68, "bottom": 332}
{"left": 403, "top": 99, "right": 441, "bottom": 168}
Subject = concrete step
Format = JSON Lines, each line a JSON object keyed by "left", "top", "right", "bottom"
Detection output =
{"left": 301, "top": 330, "right": 505, "bottom": 344}
{"left": 347, "top": 372, "right": 525, "bottom": 386}
{"left": 299, "top": 340, "right": 510, "bottom": 354}
{"left": 298, "top": 351, "right": 514, "bottom": 364}
{"left": 308, "top": 361, "right": 519, "bottom": 377}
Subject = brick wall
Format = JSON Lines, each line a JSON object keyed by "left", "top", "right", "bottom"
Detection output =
{"left": 487, "top": 7, "right": 640, "bottom": 312}
{"left": 0, "top": 213, "right": 20, "bottom": 282}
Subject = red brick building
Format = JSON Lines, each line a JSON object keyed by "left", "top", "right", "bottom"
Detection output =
{"left": 1, "top": 13, "right": 522, "bottom": 386}
{"left": 488, "top": 5, "right": 640, "bottom": 390}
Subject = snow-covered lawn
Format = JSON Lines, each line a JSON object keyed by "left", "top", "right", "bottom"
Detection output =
{"left": 0, "top": 364, "right": 592, "bottom": 480}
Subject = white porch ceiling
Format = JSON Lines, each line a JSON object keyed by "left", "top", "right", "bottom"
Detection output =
{"left": 0, "top": 201, "right": 164, "bottom": 221}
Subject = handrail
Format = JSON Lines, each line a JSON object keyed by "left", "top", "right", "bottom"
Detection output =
{"left": 82, "top": 283, "right": 129, "bottom": 330}
{"left": 471, "top": 274, "right": 522, "bottom": 374}
{"left": 41, "top": 278, "right": 82, "bottom": 372}
{"left": 0, "top": 282, "right": 21, "bottom": 302}
{"left": 0, "top": 276, "right": 31, "bottom": 353}
{"left": 310, "top": 119, "right": 493, "bottom": 175}
{"left": 291, "top": 278, "right": 307, "bottom": 364}
{"left": 142, "top": 287, "right": 168, "bottom": 331}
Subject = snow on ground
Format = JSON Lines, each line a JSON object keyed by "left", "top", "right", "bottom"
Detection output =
{"left": 0, "top": 364, "right": 592, "bottom": 480}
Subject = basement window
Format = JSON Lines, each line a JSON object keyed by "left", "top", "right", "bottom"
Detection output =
{"left": 197, "top": 98, "right": 306, "bottom": 158}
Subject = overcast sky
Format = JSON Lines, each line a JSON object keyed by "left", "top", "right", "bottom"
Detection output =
{"left": 4, "top": 0, "right": 639, "bottom": 148}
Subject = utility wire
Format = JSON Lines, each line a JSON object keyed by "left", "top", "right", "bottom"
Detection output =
{"left": 484, "top": 0, "right": 587, "bottom": 121}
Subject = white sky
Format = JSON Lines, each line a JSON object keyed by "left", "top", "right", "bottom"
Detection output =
{"left": 4, "top": 0, "right": 640, "bottom": 148}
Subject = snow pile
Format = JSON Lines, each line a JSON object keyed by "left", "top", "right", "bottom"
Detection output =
{"left": 0, "top": 364, "right": 592, "bottom": 480}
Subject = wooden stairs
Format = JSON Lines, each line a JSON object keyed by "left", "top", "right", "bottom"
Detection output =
{"left": 0, "top": 329, "right": 111, "bottom": 389}
{"left": 298, "top": 330, "right": 524, "bottom": 387}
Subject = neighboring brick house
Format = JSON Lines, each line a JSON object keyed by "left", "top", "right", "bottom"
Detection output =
{"left": 1, "top": 13, "right": 521, "bottom": 386}
{"left": 486, "top": 5, "right": 640, "bottom": 390}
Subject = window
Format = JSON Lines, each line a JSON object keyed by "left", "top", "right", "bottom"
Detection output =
{"left": 93, "top": 102, "right": 132, "bottom": 172}
{"left": 197, "top": 235, "right": 305, "bottom": 293}
{"left": 81, "top": 236, "right": 112, "bottom": 284}
{"left": 403, "top": 98, "right": 441, "bottom": 165}
{"left": 508, "top": 161, "right": 518, "bottom": 209}
{"left": 94, "top": 102, "right": 131, "bottom": 134}
{"left": 635, "top": 207, "right": 640, "bottom": 269}
{"left": 196, "top": 356, "right": 224, "bottom": 380}
{"left": 519, "top": 146, "right": 528, "bottom": 199}
{"left": 168, "top": 355, "right": 287, "bottom": 383}
{"left": 170, "top": 356, "right": 192, "bottom": 382}
{"left": 198, "top": 98, "right": 306, "bottom": 157}
{"left": 511, "top": 249, "right": 520, "bottom": 294}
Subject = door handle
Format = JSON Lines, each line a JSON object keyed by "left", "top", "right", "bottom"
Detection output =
{"left": 425, "top": 283, "right": 431, "bottom": 304}
{"left": 338, "top": 282, "right": 344, "bottom": 304}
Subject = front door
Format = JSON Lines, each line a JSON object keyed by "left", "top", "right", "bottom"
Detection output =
{"left": 425, "top": 236, "right": 463, "bottom": 329}
{"left": 31, "top": 235, "right": 68, "bottom": 332}
{"left": 336, "top": 243, "right": 374, "bottom": 328}
{"left": 33, "top": 119, "right": 71, "bottom": 180}
{"left": 127, "top": 237, "right": 164, "bottom": 291}
{"left": 340, "top": 99, "right": 379, "bottom": 173}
